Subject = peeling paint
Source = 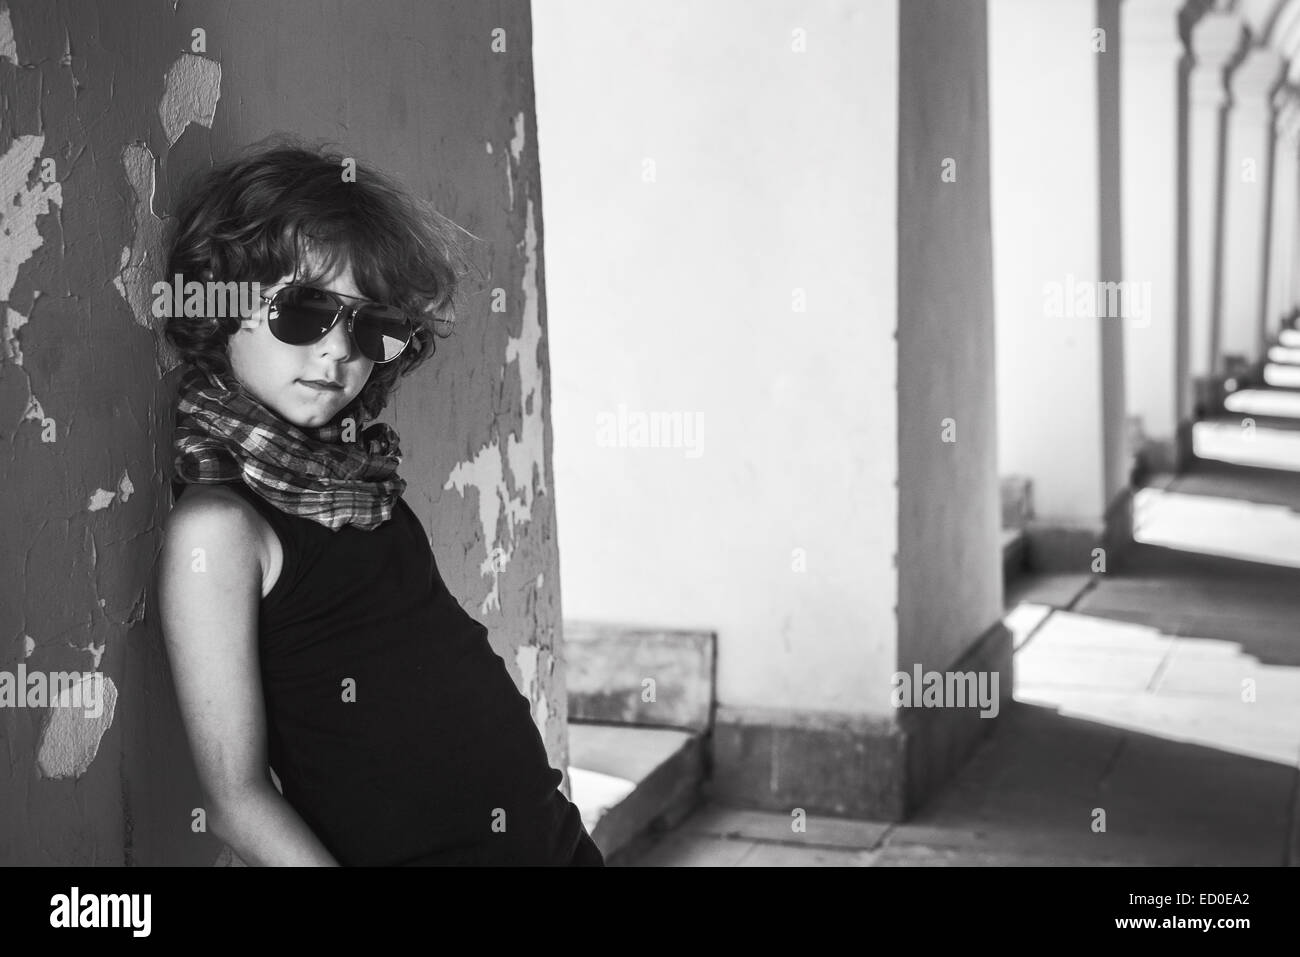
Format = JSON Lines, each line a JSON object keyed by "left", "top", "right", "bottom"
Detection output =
{"left": 0, "top": 3, "right": 16, "bottom": 65}
{"left": 442, "top": 192, "right": 547, "bottom": 614}
{"left": 506, "top": 110, "right": 525, "bottom": 210}
{"left": 112, "top": 144, "right": 165, "bottom": 333}
{"left": 158, "top": 54, "right": 221, "bottom": 147}
{"left": 22, "top": 392, "right": 45, "bottom": 425}
{"left": 88, "top": 468, "right": 134, "bottom": 510}
{"left": 1, "top": 136, "right": 60, "bottom": 438}
{"left": 36, "top": 677, "right": 118, "bottom": 779}
{"left": 1, "top": 135, "right": 63, "bottom": 301}
{"left": 513, "top": 643, "right": 550, "bottom": 735}
{"left": 2, "top": 303, "right": 28, "bottom": 364}
{"left": 86, "top": 488, "right": 116, "bottom": 511}
{"left": 504, "top": 196, "right": 547, "bottom": 514}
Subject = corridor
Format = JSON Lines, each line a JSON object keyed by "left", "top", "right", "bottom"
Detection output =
{"left": 529, "top": 0, "right": 1300, "bottom": 869}
{"left": 621, "top": 457, "right": 1300, "bottom": 866}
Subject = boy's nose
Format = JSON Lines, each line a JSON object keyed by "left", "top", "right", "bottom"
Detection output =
{"left": 318, "top": 310, "right": 356, "bottom": 359}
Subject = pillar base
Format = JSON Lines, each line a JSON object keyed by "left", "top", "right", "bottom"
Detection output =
{"left": 1174, "top": 417, "right": 1198, "bottom": 474}
{"left": 1021, "top": 486, "right": 1134, "bottom": 573}
{"left": 1132, "top": 431, "right": 1195, "bottom": 481}
{"left": 1132, "top": 435, "right": 1181, "bottom": 477}
{"left": 706, "top": 620, "right": 1013, "bottom": 822}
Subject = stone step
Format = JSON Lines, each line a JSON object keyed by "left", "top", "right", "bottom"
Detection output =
{"left": 565, "top": 621, "right": 715, "bottom": 732}
{"left": 564, "top": 620, "right": 717, "bottom": 862}
{"left": 568, "top": 722, "right": 704, "bottom": 862}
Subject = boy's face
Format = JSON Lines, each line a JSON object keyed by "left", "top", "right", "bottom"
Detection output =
{"left": 228, "top": 257, "right": 376, "bottom": 430}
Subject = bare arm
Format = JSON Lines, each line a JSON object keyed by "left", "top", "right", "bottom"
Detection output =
{"left": 155, "top": 491, "right": 340, "bottom": 866}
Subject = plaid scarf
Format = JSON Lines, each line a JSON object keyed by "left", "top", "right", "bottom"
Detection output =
{"left": 171, "top": 365, "right": 406, "bottom": 531}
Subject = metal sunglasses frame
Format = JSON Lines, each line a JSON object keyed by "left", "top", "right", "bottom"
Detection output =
{"left": 259, "top": 283, "right": 414, "bottom": 364}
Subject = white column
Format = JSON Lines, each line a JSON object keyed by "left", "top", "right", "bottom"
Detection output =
{"left": 1292, "top": 106, "right": 1300, "bottom": 312}
{"left": 990, "top": 0, "right": 1125, "bottom": 527}
{"left": 1267, "top": 86, "right": 1300, "bottom": 337}
{"left": 1121, "top": 0, "right": 1185, "bottom": 465}
{"left": 1219, "top": 47, "right": 1285, "bottom": 364}
{"left": 1185, "top": 12, "right": 1244, "bottom": 403}
{"left": 1293, "top": 120, "right": 1300, "bottom": 313}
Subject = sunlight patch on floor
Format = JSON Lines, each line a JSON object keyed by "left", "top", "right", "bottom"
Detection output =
{"left": 1132, "top": 486, "right": 1300, "bottom": 568}
{"left": 1192, "top": 419, "right": 1300, "bottom": 471}
{"left": 1015, "top": 610, "right": 1300, "bottom": 767}
{"left": 1224, "top": 387, "right": 1300, "bottom": 418}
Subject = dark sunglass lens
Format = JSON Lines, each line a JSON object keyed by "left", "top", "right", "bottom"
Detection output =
{"left": 353, "top": 305, "right": 412, "bottom": 362}
{"left": 270, "top": 286, "right": 339, "bottom": 344}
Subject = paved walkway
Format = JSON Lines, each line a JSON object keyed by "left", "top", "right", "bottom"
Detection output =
{"left": 621, "top": 462, "right": 1300, "bottom": 866}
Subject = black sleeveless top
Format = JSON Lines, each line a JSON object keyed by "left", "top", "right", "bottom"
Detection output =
{"left": 170, "top": 477, "right": 588, "bottom": 866}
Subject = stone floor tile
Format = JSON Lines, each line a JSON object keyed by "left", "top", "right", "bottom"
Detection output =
{"left": 737, "top": 842, "right": 880, "bottom": 867}
{"left": 632, "top": 833, "right": 758, "bottom": 867}
{"left": 676, "top": 804, "right": 889, "bottom": 849}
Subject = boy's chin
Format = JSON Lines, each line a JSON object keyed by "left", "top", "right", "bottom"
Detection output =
{"left": 291, "top": 408, "right": 342, "bottom": 429}
{"left": 257, "top": 388, "right": 355, "bottom": 431}
{"left": 295, "top": 399, "right": 358, "bottom": 431}
{"left": 262, "top": 398, "right": 335, "bottom": 431}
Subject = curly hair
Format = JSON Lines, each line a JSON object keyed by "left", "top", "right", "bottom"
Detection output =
{"left": 163, "top": 134, "right": 472, "bottom": 422}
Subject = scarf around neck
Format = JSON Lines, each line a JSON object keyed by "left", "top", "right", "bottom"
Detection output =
{"left": 170, "top": 365, "right": 406, "bottom": 531}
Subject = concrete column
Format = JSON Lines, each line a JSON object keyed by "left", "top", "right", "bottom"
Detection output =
{"left": 1292, "top": 128, "right": 1300, "bottom": 315}
{"left": 990, "top": 0, "right": 1130, "bottom": 563}
{"left": 1121, "top": 0, "right": 1186, "bottom": 471}
{"left": 1266, "top": 86, "right": 1300, "bottom": 338}
{"left": 1219, "top": 47, "right": 1285, "bottom": 364}
{"left": 1292, "top": 99, "right": 1300, "bottom": 313}
{"left": 1184, "top": 12, "right": 1245, "bottom": 401}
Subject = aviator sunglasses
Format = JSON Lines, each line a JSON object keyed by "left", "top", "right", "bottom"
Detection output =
{"left": 259, "top": 283, "right": 414, "bottom": 363}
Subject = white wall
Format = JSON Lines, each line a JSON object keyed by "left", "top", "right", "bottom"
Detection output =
{"left": 534, "top": 0, "right": 900, "bottom": 715}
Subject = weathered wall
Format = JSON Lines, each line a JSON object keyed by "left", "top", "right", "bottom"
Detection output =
{"left": 0, "top": 0, "right": 563, "bottom": 865}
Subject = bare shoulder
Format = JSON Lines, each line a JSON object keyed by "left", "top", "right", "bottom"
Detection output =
{"left": 161, "top": 485, "right": 281, "bottom": 598}
{"left": 164, "top": 484, "right": 262, "bottom": 548}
